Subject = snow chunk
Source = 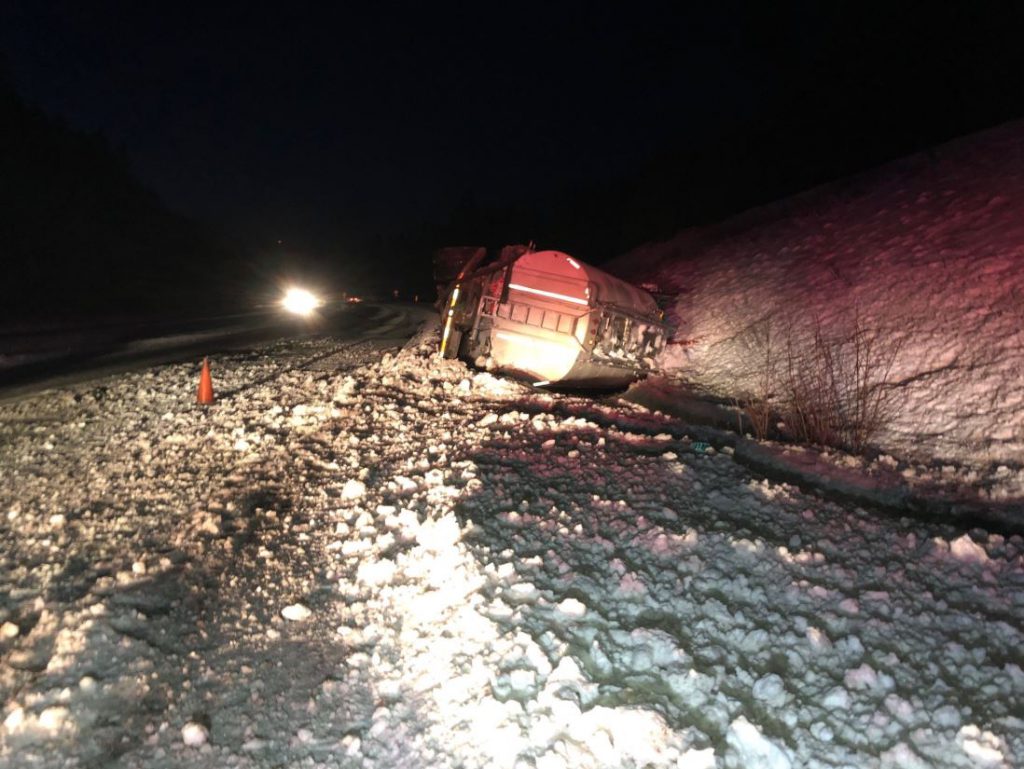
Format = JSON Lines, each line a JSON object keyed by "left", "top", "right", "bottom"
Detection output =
{"left": 678, "top": 747, "right": 716, "bottom": 769}
{"left": 725, "top": 716, "right": 792, "bottom": 769}
{"left": 334, "top": 376, "right": 358, "bottom": 402}
{"left": 192, "top": 509, "right": 221, "bottom": 536}
{"left": 822, "top": 686, "right": 850, "bottom": 710}
{"left": 879, "top": 743, "right": 929, "bottom": 769}
{"left": 357, "top": 558, "right": 397, "bottom": 587}
{"left": 182, "top": 721, "right": 209, "bottom": 747}
{"left": 38, "top": 706, "right": 70, "bottom": 733}
{"left": 281, "top": 603, "right": 312, "bottom": 622}
{"left": 508, "top": 668, "right": 536, "bottom": 694}
{"left": 752, "top": 674, "right": 787, "bottom": 707}
{"left": 341, "top": 479, "right": 367, "bottom": 501}
{"left": 806, "top": 626, "right": 831, "bottom": 650}
{"left": 424, "top": 468, "right": 445, "bottom": 487}
{"left": 838, "top": 597, "right": 860, "bottom": 614}
{"left": 844, "top": 663, "right": 878, "bottom": 689}
{"left": 392, "top": 475, "right": 419, "bottom": 494}
{"left": 556, "top": 598, "right": 587, "bottom": 617}
{"left": 416, "top": 513, "right": 461, "bottom": 551}
{"left": 3, "top": 707, "right": 24, "bottom": 731}
{"left": 506, "top": 582, "right": 538, "bottom": 603}
{"left": 949, "top": 534, "right": 990, "bottom": 564}
{"left": 958, "top": 724, "right": 1006, "bottom": 765}
{"left": 617, "top": 572, "right": 647, "bottom": 596}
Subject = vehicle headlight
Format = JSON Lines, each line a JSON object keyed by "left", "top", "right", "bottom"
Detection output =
{"left": 281, "top": 287, "right": 322, "bottom": 316}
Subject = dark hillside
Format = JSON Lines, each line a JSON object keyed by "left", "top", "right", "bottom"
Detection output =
{"left": 0, "top": 70, "right": 237, "bottom": 322}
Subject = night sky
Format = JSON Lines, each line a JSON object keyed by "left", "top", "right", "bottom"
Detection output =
{"left": 4, "top": 2, "right": 1024, "bottom": 295}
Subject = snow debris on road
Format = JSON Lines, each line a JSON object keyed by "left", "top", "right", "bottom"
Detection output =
{"left": 0, "top": 326, "right": 1022, "bottom": 767}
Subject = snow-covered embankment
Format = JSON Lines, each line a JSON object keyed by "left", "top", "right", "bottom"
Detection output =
{"left": 611, "top": 120, "right": 1024, "bottom": 505}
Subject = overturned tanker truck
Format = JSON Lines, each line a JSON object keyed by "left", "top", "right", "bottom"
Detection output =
{"left": 435, "top": 244, "right": 669, "bottom": 388}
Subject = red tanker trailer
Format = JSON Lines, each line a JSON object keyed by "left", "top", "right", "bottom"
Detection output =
{"left": 436, "top": 245, "right": 668, "bottom": 388}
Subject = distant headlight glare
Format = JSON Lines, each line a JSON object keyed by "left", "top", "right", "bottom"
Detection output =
{"left": 281, "top": 287, "right": 322, "bottom": 316}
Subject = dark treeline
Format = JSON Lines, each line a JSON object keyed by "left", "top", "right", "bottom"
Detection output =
{"left": 0, "top": 67, "right": 242, "bottom": 322}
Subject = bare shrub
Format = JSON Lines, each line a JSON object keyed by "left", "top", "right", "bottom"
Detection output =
{"left": 716, "top": 305, "right": 904, "bottom": 452}
{"left": 782, "top": 324, "right": 837, "bottom": 446}
{"left": 780, "top": 311, "right": 904, "bottom": 453}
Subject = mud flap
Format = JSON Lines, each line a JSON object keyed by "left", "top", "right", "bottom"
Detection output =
{"left": 442, "top": 329, "right": 462, "bottom": 359}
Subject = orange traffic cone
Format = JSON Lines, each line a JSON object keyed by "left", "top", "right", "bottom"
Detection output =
{"left": 196, "top": 358, "right": 215, "bottom": 405}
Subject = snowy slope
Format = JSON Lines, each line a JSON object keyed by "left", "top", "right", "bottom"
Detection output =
{"left": 609, "top": 120, "right": 1024, "bottom": 503}
{"left": 1, "top": 326, "right": 1021, "bottom": 768}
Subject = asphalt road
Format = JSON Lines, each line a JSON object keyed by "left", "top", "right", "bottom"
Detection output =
{"left": 0, "top": 302, "right": 434, "bottom": 403}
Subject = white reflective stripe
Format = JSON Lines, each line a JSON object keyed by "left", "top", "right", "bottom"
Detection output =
{"left": 495, "top": 331, "right": 576, "bottom": 351}
{"left": 508, "top": 283, "right": 588, "bottom": 305}
{"left": 566, "top": 257, "right": 581, "bottom": 269}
